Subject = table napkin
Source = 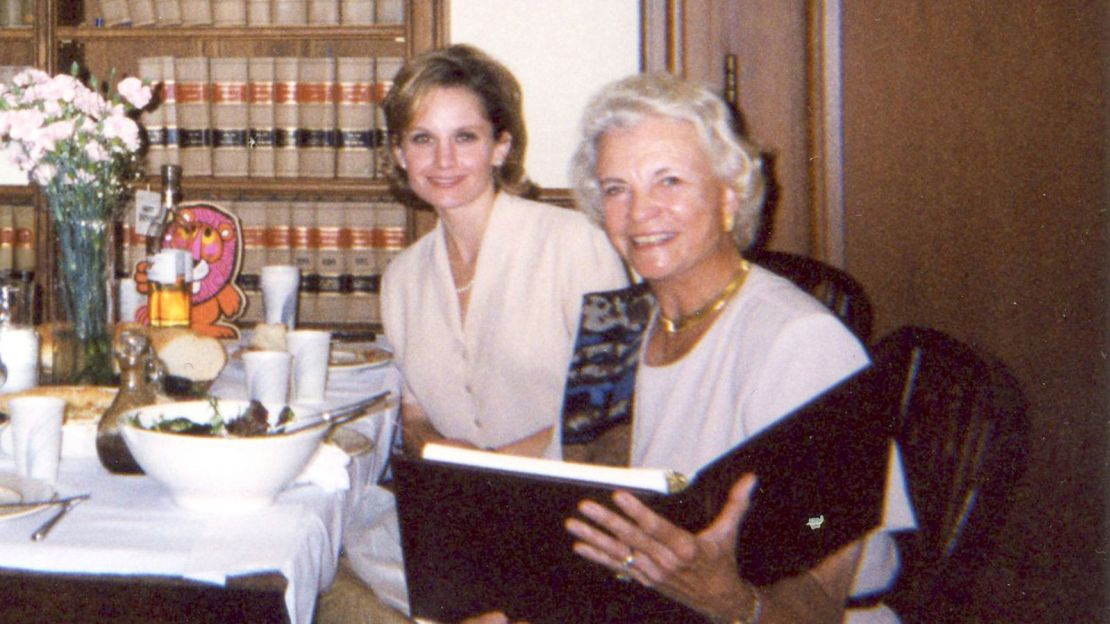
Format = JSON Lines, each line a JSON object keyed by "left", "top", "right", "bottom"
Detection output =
{"left": 296, "top": 441, "right": 352, "bottom": 492}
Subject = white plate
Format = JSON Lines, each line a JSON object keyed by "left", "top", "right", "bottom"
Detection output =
{"left": 329, "top": 345, "right": 392, "bottom": 372}
{"left": 231, "top": 343, "right": 393, "bottom": 373}
{"left": 0, "top": 473, "right": 57, "bottom": 521}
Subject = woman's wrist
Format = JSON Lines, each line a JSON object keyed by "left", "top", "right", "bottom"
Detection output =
{"left": 712, "top": 582, "right": 763, "bottom": 624}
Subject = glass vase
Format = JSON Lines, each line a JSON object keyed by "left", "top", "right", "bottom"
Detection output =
{"left": 47, "top": 190, "right": 119, "bottom": 386}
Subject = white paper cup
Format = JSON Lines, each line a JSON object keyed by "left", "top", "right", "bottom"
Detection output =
{"left": 0, "top": 325, "right": 39, "bottom": 393}
{"left": 243, "top": 350, "right": 292, "bottom": 405}
{"left": 287, "top": 330, "right": 331, "bottom": 403}
{"left": 261, "top": 265, "right": 301, "bottom": 330}
{"left": 10, "top": 396, "right": 66, "bottom": 484}
{"left": 118, "top": 277, "right": 144, "bottom": 323}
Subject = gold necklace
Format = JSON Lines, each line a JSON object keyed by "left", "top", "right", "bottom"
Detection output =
{"left": 658, "top": 260, "right": 751, "bottom": 334}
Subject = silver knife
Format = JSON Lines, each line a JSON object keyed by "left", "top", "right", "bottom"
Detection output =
{"left": 276, "top": 391, "right": 392, "bottom": 435}
{"left": 0, "top": 493, "right": 89, "bottom": 510}
{"left": 30, "top": 494, "right": 90, "bottom": 541}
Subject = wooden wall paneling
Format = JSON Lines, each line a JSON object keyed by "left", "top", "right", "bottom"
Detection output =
{"left": 839, "top": 2, "right": 1107, "bottom": 621}
{"left": 656, "top": 0, "right": 815, "bottom": 257}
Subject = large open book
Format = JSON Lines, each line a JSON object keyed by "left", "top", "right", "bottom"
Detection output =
{"left": 392, "top": 352, "right": 909, "bottom": 623}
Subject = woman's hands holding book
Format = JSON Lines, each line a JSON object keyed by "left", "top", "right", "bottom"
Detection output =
{"left": 565, "top": 473, "right": 761, "bottom": 621}
{"left": 565, "top": 472, "right": 866, "bottom": 623}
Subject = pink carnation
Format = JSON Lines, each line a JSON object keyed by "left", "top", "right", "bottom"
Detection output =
{"left": 102, "top": 114, "right": 140, "bottom": 151}
{"left": 7, "top": 109, "right": 44, "bottom": 140}
{"left": 117, "top": 77, "right": 152, "bottom": 109}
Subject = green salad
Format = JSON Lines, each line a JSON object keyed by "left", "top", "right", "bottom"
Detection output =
{"left": 131, "top": 399, "right": 295, "bottom": 437}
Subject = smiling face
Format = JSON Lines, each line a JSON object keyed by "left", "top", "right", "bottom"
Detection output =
{"left": 393, "top": 86, "right": 512, "bottom": 215}
{"left": 596, "top": 114, "right": 739, "bottom": 287}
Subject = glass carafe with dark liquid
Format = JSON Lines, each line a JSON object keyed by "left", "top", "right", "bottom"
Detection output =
{"left": 96, "top": 329, "right": 165, "bottom": 474}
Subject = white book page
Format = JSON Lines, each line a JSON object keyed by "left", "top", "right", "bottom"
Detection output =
{"left": 422, "top": 443, "right": 683, "bottom": 494}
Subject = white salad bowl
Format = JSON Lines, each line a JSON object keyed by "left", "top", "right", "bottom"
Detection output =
{"left": 120, "top": 399, "right": 329, "bottom": 513}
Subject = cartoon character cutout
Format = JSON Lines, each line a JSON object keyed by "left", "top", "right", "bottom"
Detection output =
{"left": 135, "top": 202, "right": 246, "bottom": 339}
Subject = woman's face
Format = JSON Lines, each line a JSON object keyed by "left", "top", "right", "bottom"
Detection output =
{"left": 394, "top": 86, "right": 511, "bottom": 214}
{"left": 596, "top": 114, "right": 737, "bottom": 284}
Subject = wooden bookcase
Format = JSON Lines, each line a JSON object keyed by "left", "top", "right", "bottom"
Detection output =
{"left": 1, "top": 0, "right": 448, "bottom": 332}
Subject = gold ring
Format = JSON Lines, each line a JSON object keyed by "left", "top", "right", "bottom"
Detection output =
{"left": 614, "top": 551, "right": 636, "bottom": 581}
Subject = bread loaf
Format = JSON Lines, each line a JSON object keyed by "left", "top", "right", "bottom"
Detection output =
{"left": 147, "top": 327, "right": 228, "bottom": 381}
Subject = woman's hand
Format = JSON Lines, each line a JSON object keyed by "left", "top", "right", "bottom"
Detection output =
{"left": 565, "top": 474, "right": 759, "bottom": 621}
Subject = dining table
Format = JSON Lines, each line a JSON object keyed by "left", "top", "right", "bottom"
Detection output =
{"left": 0, "top": 337, "right": 402, "bottom": 624}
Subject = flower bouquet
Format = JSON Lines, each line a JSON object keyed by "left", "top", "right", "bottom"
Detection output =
{"left": 0, "top": 65, "right": 152, "bottom": 384}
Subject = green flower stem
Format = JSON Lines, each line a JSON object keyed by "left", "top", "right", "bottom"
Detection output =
{"left": 48, "top": 183, "right": 119, "bottom": 385}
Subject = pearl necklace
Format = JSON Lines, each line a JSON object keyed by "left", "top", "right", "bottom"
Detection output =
{"left": 455, "top": 278, "right": 474, "bottom": 294}
{"left": 657, "top": 260, "right": 751, "bottom": 334}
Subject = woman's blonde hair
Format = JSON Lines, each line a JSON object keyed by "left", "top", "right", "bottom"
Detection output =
{"left": 570, "top": 73, "right": 765, "bottom": 250}
{"left": 382, "top": 44, "right": 532, "bottom": 204}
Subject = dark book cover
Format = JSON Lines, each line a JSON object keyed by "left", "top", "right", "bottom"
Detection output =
{"left": 392, "top": 348, "right": 909, "bottom": 623}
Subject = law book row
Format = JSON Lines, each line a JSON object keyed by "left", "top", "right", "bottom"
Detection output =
{"left": 0, "top": 203, "right": 36, "bottom": 277}
{"left": 136, "top": 55, "right": 403, "bottom": 180}
{"left": 122, "top": 199, "right": 407, "bottom": 322}
{"left": 92, "top": 0, "right": 404, "bottom": 28}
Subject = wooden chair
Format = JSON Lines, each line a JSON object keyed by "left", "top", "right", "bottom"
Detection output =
{"left": 746, "top": 249, "right": 874, "bottom": 342}
{"left": 869, "top": 326, "right": 1027, "bottom": 622}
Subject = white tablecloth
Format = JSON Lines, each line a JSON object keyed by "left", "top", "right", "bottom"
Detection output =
{"left": 0, "top": 357, "right": 401, "bottom": 624}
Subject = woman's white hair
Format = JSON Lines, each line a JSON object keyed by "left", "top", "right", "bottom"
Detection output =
{"left": 569, "top": 72, "right": 766, "bottom": 250}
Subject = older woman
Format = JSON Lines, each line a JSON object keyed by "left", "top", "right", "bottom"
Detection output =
{"left": 545, "top": 74, "right": 912, "bottom": 624}
{"left": 379, "top": 45, "right": 629, "bottom": 459}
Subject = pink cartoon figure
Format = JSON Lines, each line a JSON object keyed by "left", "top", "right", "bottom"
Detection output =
{"left": 134, "top": 202, "right": 246, "bottom": 339}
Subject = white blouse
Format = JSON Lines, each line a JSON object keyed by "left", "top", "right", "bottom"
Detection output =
{"left": 381, "top": 192, "right": 629, "bottom": 455}
{"left": 633, "top": 266, "right": 916, "bottom": 623}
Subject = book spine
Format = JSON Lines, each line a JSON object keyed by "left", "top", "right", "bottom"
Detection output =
{"left": 176, "top": 56, "right": 212, "bottom": 176}
{"left": 340, "top": 0, "right": 373, "bottom": 26}
{"left": 336, "top": 57, "right": 373, "bottom": 179}
{"left": 0, "top": 1, "right": 18, "bottom": 27}
{"left": 289, "top": 204, "right": 319, "bottom": 292}
{"left": 248, "top": 57, "right": 276, "bottom": 178}
{"left": 99, "top": 0, "right": 132, "bottom": 26}
{"left": 125, "top": 207, "right": 146, "bottom": 278}
{"left": 137, "top": 56, "right": 165, "bottom": 177}
{"left": 160, "top": 56, "right": 181, "bottom": 167}
{"left": 211, "top": 0, "right": 246, "bottom": 26}
{"left": 271, "top": 0, "right": 306, "bottom": 25}
{"left": 308, "top": 0, "right": 339, "bottom": 25}
{"left": 236, "top": 200, "right": 266, "bottom": 293}
{"left": 179, "top": 0, "right": 212, "bottom": 25}
{"left": 346, "top": 204, "right": 374, "bottom": 292}
{"left": 127, "top": 0, "right": 157, "bottom": 25}
{"left": 372, "top": 57, "right": 402, "bottom": 178}
{"left": 246, "top": 0, "right": 270, "bottom": 26}
{"left": 233, "top": 199, "right": 263, "bottom": 324}
{"left": 265, "top": 201, "right": 293, "bottom": 266}
{"left": 12, "top": 204, "right": 33, "bottom": 276}
{"left": 210, "top": 57, "right": 250, "bottom": 178}
{"left": 315, "top": 290, "right": 348, "bottom": 325}
{"left": 375, "top": 200, "right": 408, "bottom": 272}
{"left": 374, "top": 0, "right": 403, "bottom": 24}
{"left": 315, "top": 202, "right": 347, "bottom": 295}
{"left": 0, "top": 205, "right": 13, "bottom": 275}
{"left": 154, "top": 0, "right": 181, "bottom": 25}
{"left": 297, "top": 57, "right": 337, "bottom": 179}
{"left": 273, "top": 58, "right": 300, "bottom": 178}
